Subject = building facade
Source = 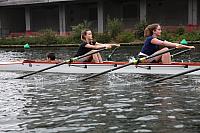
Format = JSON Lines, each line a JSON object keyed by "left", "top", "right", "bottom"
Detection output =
{"left": 0, "top": 0, "right": 199, "bottom": 36}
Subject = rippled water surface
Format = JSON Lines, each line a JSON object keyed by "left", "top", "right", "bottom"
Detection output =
{"left": 1, "top": 46, "right": 200, "bottom": 133}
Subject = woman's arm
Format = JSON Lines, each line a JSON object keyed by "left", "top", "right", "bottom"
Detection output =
{"left": 85, "top": 42, "right": 107, "bottom": 49}
{"left": 85, "top": 42, "right": 120, "bottom": 49}
{"left": 151, "top": 38, "right": 195, "bottom": 49}
{"left": 96, "top": 42, "right": 120, "bottom": 48}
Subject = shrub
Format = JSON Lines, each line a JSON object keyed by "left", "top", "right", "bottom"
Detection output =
{"left": 106, "top": 17, "right": 122, "bottom": 39}
{"left": 56, "top": 36, "right": 74, "bottom": 44}
{"left": 115, "top": 32, "right": 135, "bottom": 43}
{"left": 134, "top": 21, "right": 148, "bottom": 40}
{"left": 175, "top": 27, "right": 185, "bottom": 35}
{"left": 0, "top": 38, "right": 13, "bottom": 45}
{"left": 0, "top": 37, "right": 26, "bottom": 45}
{"left": 16, "top": 37, "right": 26, "bottom": 45}
{"left": 160, "top": 31, "right": 176, "bottom": 42}
{"left": 39, "top": 29, "right": 57, "bottom": 45}
{"left": 94, "top": 33, "right": 111, "bottom": 43}
{"left": 179, "top": 32, "right": 200, "bottom": 41}
{"left": 26, "top": 36, "right": 42, "bottom": 45}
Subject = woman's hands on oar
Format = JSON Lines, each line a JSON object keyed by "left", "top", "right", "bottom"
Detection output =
{"left": 107, "top": 44, "right": 120, "bottom": 61}
{"left": 81, "top": 47, "right": 177, "bottom": 81}
{"left": 106, "top": 44, "right": 120, "bottom": 49}
{"left": 175, "top": 44, "right": 195, "bottom": 49}
{"left": 15, "top": 48, "right": 107, "bottom": 79}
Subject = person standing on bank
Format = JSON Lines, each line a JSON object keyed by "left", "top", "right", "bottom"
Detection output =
{"left": 75, "top": 29, "right": 118, "bottom": 63}
{"left": 138, "top": 23, "right": 195, "bottom": 64}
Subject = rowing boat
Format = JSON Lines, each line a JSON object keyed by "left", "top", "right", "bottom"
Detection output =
{"left": 1, "top": 60, "right": 200, "bottom": 75}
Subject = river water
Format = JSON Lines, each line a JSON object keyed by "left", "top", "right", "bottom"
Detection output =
{"left": 0, "top": 46, "right": 200, "bottom": 133}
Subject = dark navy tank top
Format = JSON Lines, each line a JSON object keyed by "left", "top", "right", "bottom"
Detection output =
{"left": 141, "top": 36, "right": 159, "bottom": 56}
{"left": 75, "top": 41, "right": 96, "bottom": 57}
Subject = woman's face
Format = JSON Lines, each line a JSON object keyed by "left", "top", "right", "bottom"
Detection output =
{"left": 153, "top": 25, "right": 162, "bottom": 36}
{"left": 85, "top": 30, "right": 93, "bottom": 41}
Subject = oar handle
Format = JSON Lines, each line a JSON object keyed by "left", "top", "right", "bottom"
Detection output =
{"left": 15, "top": 48, "right": 106, "bottom": 79}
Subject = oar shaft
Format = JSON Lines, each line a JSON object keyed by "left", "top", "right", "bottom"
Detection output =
{"left": 171, "top": 49, "right": 191, "bottom": 58}
{"left": 76, "top": 48, "right": 105, "bottom": 60}
{"left": 81, "top": 62, "right": 133, "bottom": 81}
{"left": 107, "top": 47, "right": 119, "bottom": 60}
{"left": 145, "top": 48, "right": 176, "bottom": 60}
{"left": 148, "top": 67, "right": 200, "bottom": 84}
{"left": 15, "top": 48, "right": 106, "bottom": 79}
{"left": 15, "top": 62, "right": 66, "bottom": 79}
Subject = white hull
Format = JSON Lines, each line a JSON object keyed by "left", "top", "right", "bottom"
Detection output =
{"left": 1, "top": 60, "right": 200, "bottom": 75}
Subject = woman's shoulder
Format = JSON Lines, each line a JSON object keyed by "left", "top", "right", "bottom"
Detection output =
{"left": 146, "top": 36, "right": 154, "bottom": 40}
{"left": 80, "top": 40, "right": 97, "bottom": 46}
{"left": 81, "top": 41, "right": 87, "bottom": 44}
{"left": 80, "top": 41, "right": 88, "bottom": 47}
{"left": 91, "top": 41, "right": 96, "bottom": 45}
{"left": 144, "top": 36, "right": 154, "bottom": 43}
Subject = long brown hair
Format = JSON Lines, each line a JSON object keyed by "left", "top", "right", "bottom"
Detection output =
{"left": 144, "top": 23, "right": 160, "bottom": 37}
{"left": 81, "top": 29, "right": 91, "bottom": 41}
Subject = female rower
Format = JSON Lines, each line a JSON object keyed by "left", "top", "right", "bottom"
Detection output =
{"left": 75, "top": 29, "right": 118, "bottom": 63}
{"left": 138, "top": 23, "right": 195, "bottom": 64}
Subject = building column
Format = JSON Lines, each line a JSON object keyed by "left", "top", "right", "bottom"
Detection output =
{"left": 25, "top": 7, "right": 31, "bottom": 32}
{"left": 140, "top": 0, "right": 146, "bottom": 22}
{"left": 192, "top": 0, "right": 197, "bottom": 25}
{"left": 188, "top": 0, "right": 197, "bottom": 25}
{"left": 59, "top": 4, "right": 66, "bottom": 36}
{"left": 0, "top": 10, "right": 2, "bottom": 37}
{"left": 0, "top": 10, "right": 2, "bottom": 29}
{"left": 97, "top": 1, "right": 104, "bottom": 33}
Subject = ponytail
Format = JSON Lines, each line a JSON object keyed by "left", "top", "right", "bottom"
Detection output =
{"left": 144, "top": 23, "right": 160, "bottom": 37}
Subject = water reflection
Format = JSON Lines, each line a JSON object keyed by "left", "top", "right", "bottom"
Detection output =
{"left": 0, "top": 72, "right": 27, "bottom": 132}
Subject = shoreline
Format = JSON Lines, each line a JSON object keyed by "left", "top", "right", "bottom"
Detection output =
{"left": 0, "top": 42, "right": 143, "bottom": 48}
{"left": 0, "top": 41, "right": 199, "bottom": 48}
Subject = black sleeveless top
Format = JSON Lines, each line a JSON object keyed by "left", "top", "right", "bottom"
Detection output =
{"left": 75, "top": 41, "right": 96, "bottom": 57}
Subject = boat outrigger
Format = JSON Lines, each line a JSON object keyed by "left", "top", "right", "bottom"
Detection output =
{"left": 1, "top": 60, "right": 200, "bottom": 75}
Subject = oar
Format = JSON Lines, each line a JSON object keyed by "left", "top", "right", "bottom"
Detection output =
{"left": 107, "top": 46, "right": 120, "bottom": 61}
{"left": 128, "top": 49, "right": 191, "bottom": 71}
{"left": 15, "top": 48, "right": 106, "bottom": 79}
{"left": 147, "top": 67, "right": 200, "bottom": 84}
{"left": 171, "top": 49, "right": 191, "bottom": 58}
{"left": 81, "top": 47, "right": 177, "bottom": 81}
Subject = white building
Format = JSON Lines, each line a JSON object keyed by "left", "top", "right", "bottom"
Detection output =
{"left": 0, "top": 0, "right": 199, "bottom": 36}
